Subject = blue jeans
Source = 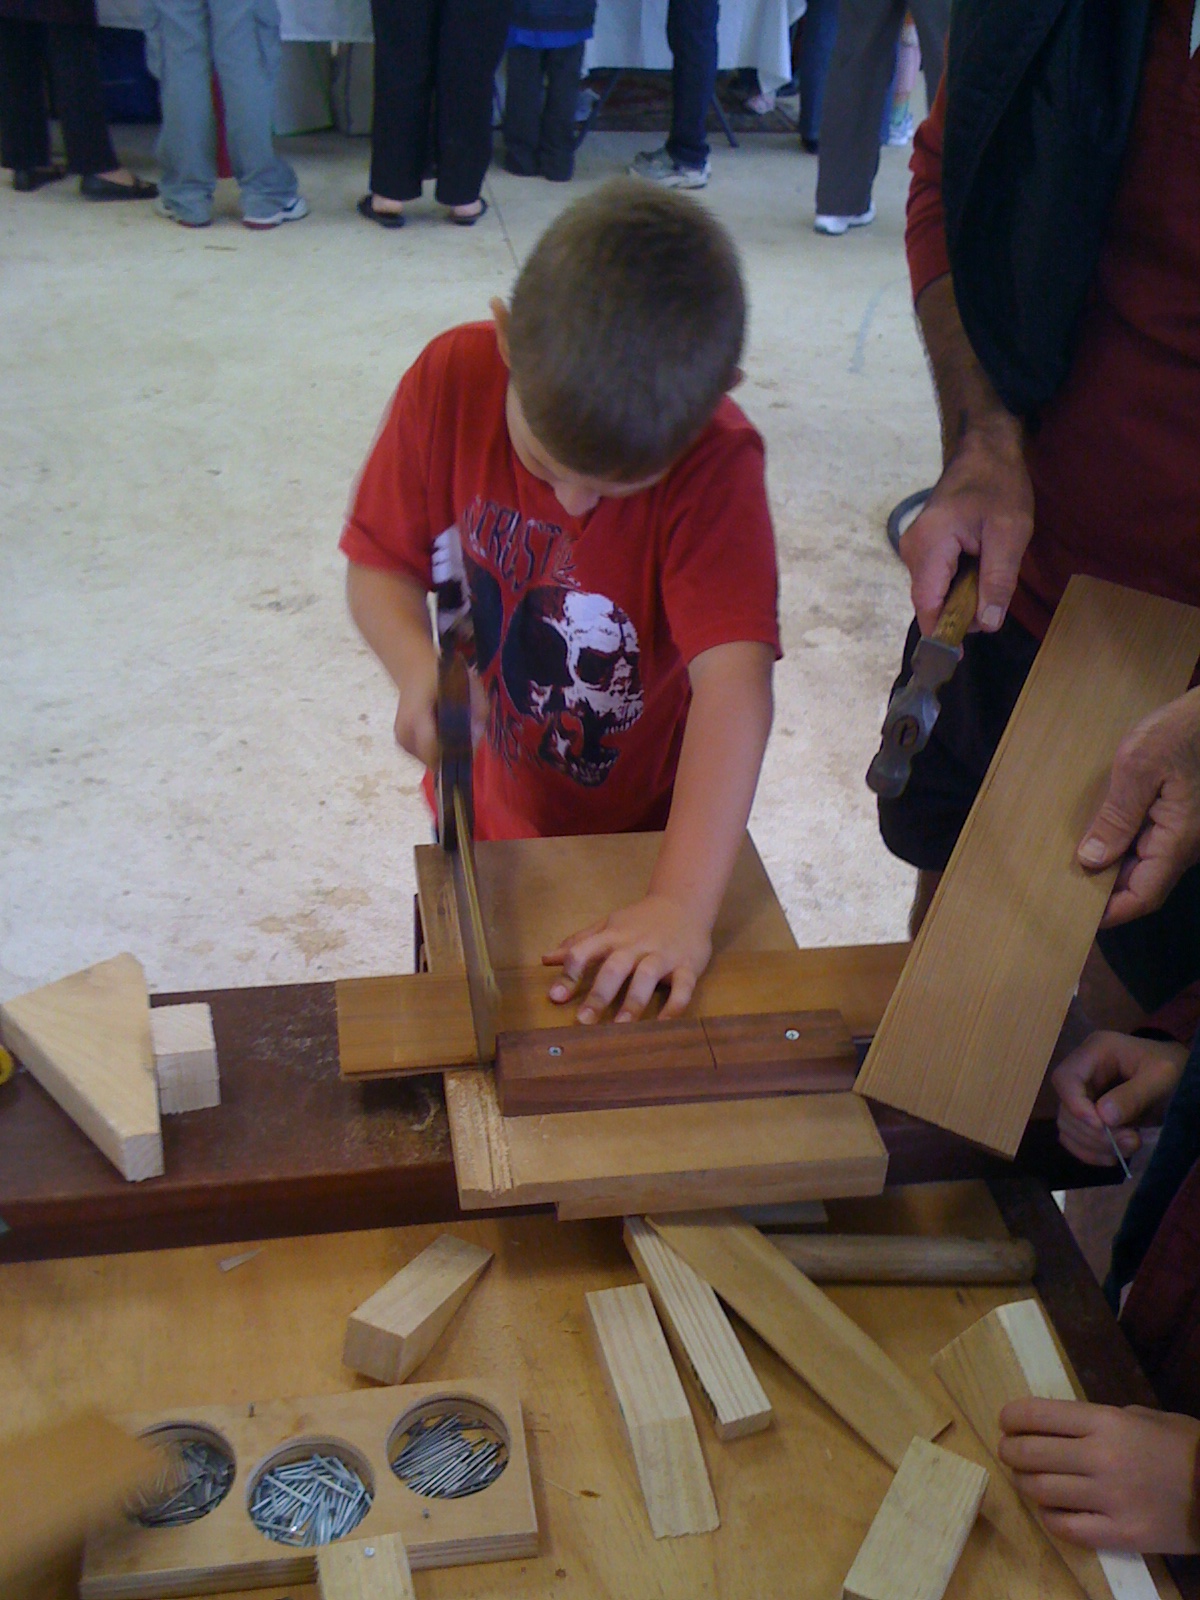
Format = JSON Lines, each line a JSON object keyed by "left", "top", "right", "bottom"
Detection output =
{"left": 665, "top": 0, "right": 718, "bottom": 170}
{"left": 144, "top": 0, "right": 298, "bottom": 223}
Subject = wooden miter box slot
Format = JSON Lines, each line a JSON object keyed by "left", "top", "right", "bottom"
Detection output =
{"left": 80, "top": 1381, "right": 537, "bottom": 1599}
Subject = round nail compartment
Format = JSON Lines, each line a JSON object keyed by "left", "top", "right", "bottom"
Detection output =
{"left": 246, "top": 1437, "right": 375, "bottom": 1546}
{"left": 133, "top": 1424, "right": 236, "bottom": 1528}
{"left": 388, "top": 1398, "right": 510, "bottom": 1499}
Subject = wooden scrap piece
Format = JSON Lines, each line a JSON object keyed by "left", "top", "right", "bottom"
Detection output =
{"left": 0, "top": 1411, "right": 163, "bottom": 1588}
{"left": 702, "top": 1009, "right": 857, "bottom": 1093}
{"left": 623, "top": 1216, "right": 771, "bottom": 1440}
{"left": 771, "top": 1234, "right": 1037, "bottom": 1285}
{"left": 343, "top": 1234, "right": 493, "bottom": 1384}
{"left": 843, "top": 1436, "right": 987, "bottom": 1600}
{"left": 932, "top": 1299, "right": 1164, "bottom": 1600}
{"left": 648, "top": 1211, "right": 950, "bottom": 1469}
{"left": 857, "top": 577, "right": 1200, "bottom": 1157}
{"left": 336, "top": 970, "right": 476, "bottom": 1079}
{"left": 585, "top": 1284, "right": 719, "bottom": 1538}
{"left": 317, "top": 1534, "right": 416, "bottom": 1600}
{"left": 150, "top": 1003, "right": 219, "bottom": 1114}
{"left": 0, "top": 953, "right": 163, "bottom": 1181}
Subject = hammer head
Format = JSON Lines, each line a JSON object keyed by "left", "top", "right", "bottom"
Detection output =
{"left": 866, "top": 636, "right": 962, "bottom": 800}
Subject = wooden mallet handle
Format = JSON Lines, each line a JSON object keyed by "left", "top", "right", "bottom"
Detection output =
{"left": 932, "top": 559, "right": 980, "bottom": 649}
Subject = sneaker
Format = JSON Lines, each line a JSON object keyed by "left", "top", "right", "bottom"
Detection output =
{"left": 886, "top": 110, "right": 916, "bottom": 147}
{"left": 814, "top": 202, "right": 876, "bottom": 236}
{"left": 154, "top": 196, "right": 210, "bottom": 228}
{"left": 628, "top": 147, "right": 710, "bottom": 189}
{"left": 242, "top": 195, "right": 309, "bottom": 231}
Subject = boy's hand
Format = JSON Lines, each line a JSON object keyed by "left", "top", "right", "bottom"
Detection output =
{"left": 998, "top": 1398, "right": 1200, "bottom": 1554}
{"left": 1052, "top": 1031, "right": 1187, "bottom": 1167}
{"left": 392, "top": 648, "right": 440, "bottom": 770}
{"left": 542, "top": 894, "right": 713, "bottom": 1025}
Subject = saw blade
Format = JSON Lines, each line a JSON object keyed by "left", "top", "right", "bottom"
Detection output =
{"left": 451, "top": 786, "right": 500, "bottom": 1064}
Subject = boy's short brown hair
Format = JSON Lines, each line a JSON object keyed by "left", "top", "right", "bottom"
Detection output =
{"left": 507, "top": 178, "right": 746, "bottom": 481}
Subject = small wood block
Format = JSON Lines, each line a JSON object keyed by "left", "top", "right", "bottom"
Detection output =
{"left": 343, "top": 1234, "right": 493, "bottom": 1384}
{"left": 0, "top": 1411, "right": 164, "bottom": 1589}
{"left": 80, "top": 1379, "right": 538, "bottom": 1598}
{"left": 0, "top": 953, "right": 163, "bottom": 1181}
{"left": 151, "top": 1004, "right": 219, "bottom": 1114}
{"left": 494, "top": 1009, "right": 857, "bottom": 1116}
{"left": 647, "top": 1211, "right": 951, "bottom": 1470}
{"left": 857, "top": 577, "right": 1200, "bottom": 1157}
{"left": 623, "top": 1216, "right": 771, "bottom": 1440}
{"left": 703, "top": 1010, "right": 857, "bottom": 1094}
{"left": 842, "top": 1436, "right": 988, "bottom": 1600}
{"left": 932, "top": 1300, "right": 1164, "bottom": 1600}
{"left": 317, "top": 1534, "right": 415, "bottom": 1600}
{"left": 336, "top": 972, "right": 476, "bottom": 1078}
{"left": 495, "top": 1018, "right": 714, "bottom": 1115}
{"left": 770, "top": 1234, "right": 1037, "bottom": 1286}
{"left": 585, "top": 1284, "right": 719, "bottom": 1538}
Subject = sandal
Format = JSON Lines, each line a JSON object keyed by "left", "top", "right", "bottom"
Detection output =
{"left": 450, "top": 197, "right": 487, "bottom": 227}
{"left": 357, "top": 194, "right": 405, "bottom": 228}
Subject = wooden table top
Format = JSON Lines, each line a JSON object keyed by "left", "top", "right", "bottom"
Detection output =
{"left": 2, "top": 1181, "right": 1193, "bottom": 1600}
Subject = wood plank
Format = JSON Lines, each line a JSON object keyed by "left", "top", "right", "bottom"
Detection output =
{"left": 316, "top": 1535, "right": 415, "bottom": 1600}
{"left": 585, "top": 1284, "right": 719, "bottom": 1538}
{"left": 857, "top": 578, "right": 1200, "bottom": 1157}
{"left": 932, "top": 1299, "right": 1166, "bottom": 1600}
{"left": 647, "top": 1211, "right": 951, "bottom": 1469}
{"left": 451, "top": 1074, "right": 888, "bottom": 1217}
{"left": 343, "top": 1234, "right": 493, "bottom": 1384}
{"left": 771, "top": 1234, "right": 1037, "bottom": 1285}
{"left": 0, "top": 1412, "right": 164, "bottom": 1590}
{"left": 151, "top": 1004, "right": 220, "bottom": 1115}
{"left": 703, "top": 1009, "right": 858, "bottom": 1090}
{"left": 0, "top": 954, "right": 163, "bottom": 1181}
{"left": 342, "top": 951, "right": 901, "bottom": 1081}
{"left": 842, "top": 1436, "right": 988, "bottom": 1600}
{"left": 80, "top": 1380, "right": 538, "bottom": 1597}
{"left": 336, "top": 971, "right": 476, "bottom": 1078}
{"left": 495, "top": 1017, "right": 715, "bottom": 1114}
{"left": 623, "top": 1216, "right": 771, "bottom": 1440}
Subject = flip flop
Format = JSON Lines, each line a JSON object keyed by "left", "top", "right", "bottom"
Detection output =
{"left": 450, "top": 198, "right": 488, "bottom": 227}
{"left": 357, "top": 194, "right": 405, "bottom": 228}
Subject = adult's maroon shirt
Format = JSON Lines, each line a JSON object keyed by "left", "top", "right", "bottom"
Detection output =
{"left": 907, "top": 0, "right": 1200, "bottom": 640}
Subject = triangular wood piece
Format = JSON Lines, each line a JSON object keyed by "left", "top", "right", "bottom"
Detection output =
{"left": 0, "top": 953, "right": 163, "bottom": 1181}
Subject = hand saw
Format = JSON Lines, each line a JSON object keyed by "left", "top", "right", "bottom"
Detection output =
{"left": 435, "top": 617, "right": 500, "bottom": 1065}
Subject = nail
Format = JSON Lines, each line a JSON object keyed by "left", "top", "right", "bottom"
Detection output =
{"left": 550, "top": 983, "right": 569, "bottom": 1002}
{"left": 980, "top": 603, "right": 1004, "bottom": 630}
{"left": 577, "top": 1007, "right": 595, "bottom": 1025}
{"left": 1078, "top": 838, "right": 1106, "bottom": 865}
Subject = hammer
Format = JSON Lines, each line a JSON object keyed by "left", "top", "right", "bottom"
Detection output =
{"left": 867, "top": 559, "right": 980, "bottom": 799}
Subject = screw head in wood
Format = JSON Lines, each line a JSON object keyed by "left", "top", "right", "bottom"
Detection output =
{"left": 785, "top": 1029, "right": 800, "bottom": 1041}
{"left": 548, "top": 1045, "right": 562, "bottom": 1056}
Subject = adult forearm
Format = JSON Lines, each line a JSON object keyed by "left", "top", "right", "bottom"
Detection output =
{"left": 916, "top": 274, "right": 1024, "bottom": 463}
{"left": 650, "top": 645, "right": 774, "bottom": 932}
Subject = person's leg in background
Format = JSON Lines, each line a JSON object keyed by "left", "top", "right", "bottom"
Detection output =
{"left": 209, "top": 0, "right": 303, "bottom": 225}
{"left": 433, "top": 0, "right": 510, "bottom": 214}
{"left": 364, "top": 0, "right": 437, "bottom": 216}
{"left": 538, "top": 41, "right": 584, "bottom": 181}
{"left": 0, "top": 18, "right": 58, "bottom": 182}
{"left": 813, "top": 0, "right": 903, "bottom": 230}
{"left": 665, "top": 0, "right": 717, "bottom": 173}
{"left": 502, "top": 43, "right": 544, "bottom": 176}
{"left": 908, "top": 0, "right": 949, "bottom": 113}
{"left": 145, "top": 0, "right": 219, "bottom": 222}
{"left": 46, "top": 20, "right": 156, "bottom": 194}
{"left": 796, "top": 0, "right": 837, "bottom": 150}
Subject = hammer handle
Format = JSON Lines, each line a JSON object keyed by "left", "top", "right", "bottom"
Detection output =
{"left": 931, "top": 559, "right": 980, "bottom": 649}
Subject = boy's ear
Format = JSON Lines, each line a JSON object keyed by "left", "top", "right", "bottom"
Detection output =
{"left": 490, "top": 298, "right": 512, "bottom": 368}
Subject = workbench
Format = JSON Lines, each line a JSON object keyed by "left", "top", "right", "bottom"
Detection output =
{"left": 3, "top": 833, "right": 1193, "bottom": 1597}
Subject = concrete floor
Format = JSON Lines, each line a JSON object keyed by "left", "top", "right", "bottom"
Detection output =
{"left": 1, "top": 127, "right": 936, "bottom": 1002}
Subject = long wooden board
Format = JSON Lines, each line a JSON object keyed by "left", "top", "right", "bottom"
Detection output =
{"left": 647, "top": 1211, "right": 952, "bottom": 1469}
{"left": 447, "top": 1071, "right": 888, "bottom": 1217}
{"left": 932, "top": 1300, "right": 1167, "bottom": 1600}
{"left": 80, "top": 1380, "right": 537, "bottom": 1598}
{"left": 586, "top": 1284, "right": 719, "bottom": 1538}
{"left": 857, "top": 578, "right": 1200, "bottom": 1157}
{"left": 0, "top": 954, "right": 163, "bottom": 1181}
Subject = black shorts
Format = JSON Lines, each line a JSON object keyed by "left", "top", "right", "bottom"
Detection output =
{"left": 876, "top": 612, "right": 1200, "bottom": 1012}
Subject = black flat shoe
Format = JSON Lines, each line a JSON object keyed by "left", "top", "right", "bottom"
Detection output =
{"left": 357, "top": 194, "right": 405, "bottom": 228}
{"left": 450, "top": 197, "right": 487, "bottom": 226}
{"left": 80, "top": 172, "right": 158, "bottom": 201}
{"left": 12, "top": 164, "right": 66, "bottom": 192}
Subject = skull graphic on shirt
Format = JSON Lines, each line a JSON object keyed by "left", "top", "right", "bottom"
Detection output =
{"left": 433, "top": 520, "right": 644, "bottom": 787}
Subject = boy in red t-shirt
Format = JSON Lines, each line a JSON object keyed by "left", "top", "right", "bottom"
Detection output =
{"left": 341, "top": 179, "right": 780, "bottom": 1025}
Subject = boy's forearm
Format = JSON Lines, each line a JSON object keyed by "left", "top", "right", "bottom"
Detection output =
{"left": 650, "top": 642, "right": 774, "bottom": 932}
{"left": 345, "top": 563, "right": 434, "bottom": 687}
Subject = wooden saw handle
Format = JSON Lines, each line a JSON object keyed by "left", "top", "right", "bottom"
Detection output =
{"left": 931, "top": 559, "right": 980, "bottom": 649}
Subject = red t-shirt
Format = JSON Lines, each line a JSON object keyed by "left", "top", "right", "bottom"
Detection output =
{"left": 907, "top": 1, "right": 1200, "bottom": 639}
{"left": 340, "top": 323, "right": 780, "bottom": 841}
